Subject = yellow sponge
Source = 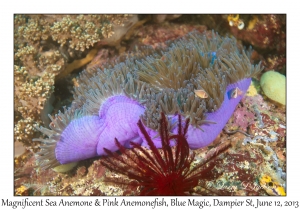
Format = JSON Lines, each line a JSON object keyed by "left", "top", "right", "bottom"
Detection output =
{"left": 260, "top": 71, "right": 286, "bottom": 105}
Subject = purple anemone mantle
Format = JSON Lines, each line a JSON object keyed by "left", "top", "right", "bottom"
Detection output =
{"left": 55, "top": 78, "right": 251, "bottom": 165}
{"left": 56, "top": 95, "right": 144, "bottom": 164}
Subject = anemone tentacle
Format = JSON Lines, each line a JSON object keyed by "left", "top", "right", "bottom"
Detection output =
{"left": 33, "top": 107, "right": 83, "bottom": 169}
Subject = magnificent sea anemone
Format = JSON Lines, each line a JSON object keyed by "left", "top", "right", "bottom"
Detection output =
{"left": 33, "top": 31, "right": 262, "bottom": 170}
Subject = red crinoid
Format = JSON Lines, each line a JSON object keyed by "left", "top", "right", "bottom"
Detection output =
{"left": 100, "top": 112, "right": 230, "bottom": 195}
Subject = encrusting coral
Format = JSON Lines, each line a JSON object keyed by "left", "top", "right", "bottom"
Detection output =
{"left": 226, "top": 14, "right": 286, "bottom": 74}
{"left": 33, "top": 31, "right": 262, "bottom": 170}
{"left": 14, "top": 14, "right": 138, "bottom": 146}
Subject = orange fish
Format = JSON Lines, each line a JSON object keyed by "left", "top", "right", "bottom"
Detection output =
{"left": 230, "top": 87, "right": 243, "bottom": 99}
{"left": 194, "top": 89, "right": 208, "bottom": 98}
